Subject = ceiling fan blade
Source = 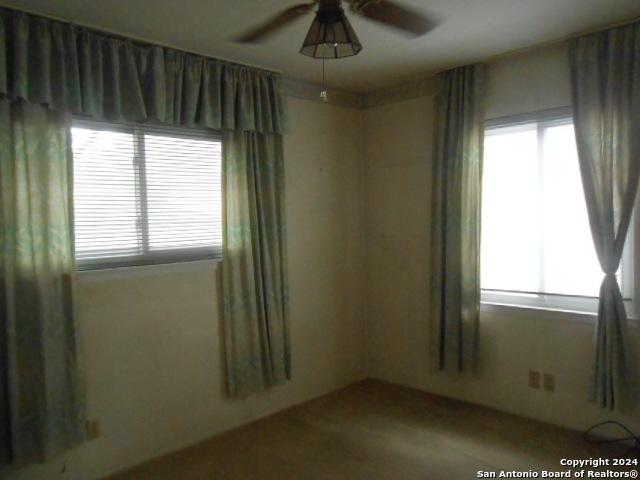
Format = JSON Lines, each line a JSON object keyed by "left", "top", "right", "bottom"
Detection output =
{"left": 233, "top": 3, "right": 315, "bottom": 43}
{"left": 350, "top": 0, "right": 437, "bottom": 37}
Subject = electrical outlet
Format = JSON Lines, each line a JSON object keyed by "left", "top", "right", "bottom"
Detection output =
{"left": 543, "top": 373, "right": 555, "bottom": 392}
{"left": 86, "top": 419, "right": 101, "bottom": 441}
{"left": 528, "top": 370, "right": 541, "bottom": 389}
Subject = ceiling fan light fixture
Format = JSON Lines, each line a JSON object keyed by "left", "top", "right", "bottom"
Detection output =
{"left": 300, "top": 4, "right": 363, "bottom": 59}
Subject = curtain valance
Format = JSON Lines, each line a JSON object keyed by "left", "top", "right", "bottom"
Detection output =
{"left": 0, "top": 8, "right": 287, "bottom": 134}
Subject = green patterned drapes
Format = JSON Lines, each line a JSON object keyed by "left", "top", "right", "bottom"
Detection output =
{"left": 0, "top": 4, "right": 289, "bottom": 465}
{"left": 0, "top": 8, "right": 287, "bottom": 134}
{"left": 430, "top": 64, "right": 484, "bottom": 373}
{"left": 222, "top": 131, "right": 290, "bottom": 397}
{"left": 0, "top": 99, "right": 85, "bottom": 465}
{"left": 569, "top": 20, "right": 640, "bottom": 410}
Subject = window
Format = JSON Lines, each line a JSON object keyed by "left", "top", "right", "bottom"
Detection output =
{"left": 72, "top": 120, "right": 222, "bottom": 270}
{"left": 481, "top": 109, "right": 632, "bottom": 312}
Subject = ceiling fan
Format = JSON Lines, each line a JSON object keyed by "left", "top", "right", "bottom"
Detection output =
{"left": 233, "top": 0, "right": 438, "bottom": 58}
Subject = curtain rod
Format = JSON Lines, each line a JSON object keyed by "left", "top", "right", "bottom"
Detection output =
{"left": 0, "top": 2, "right": 283, "bottom": 75}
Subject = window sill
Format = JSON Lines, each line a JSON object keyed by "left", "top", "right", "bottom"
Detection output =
{"left": 481, "top": 301, "right": 596, "bottom": 323}
{"left": 76, "top": 259, "right": 220, "bottom": 282}
{"left": 481, "top": 302, "right": 640, "bottom": 327}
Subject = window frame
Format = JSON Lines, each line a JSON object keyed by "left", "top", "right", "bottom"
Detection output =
{"left": 480, "top": 107, "right": 635, "bottom": 315}
{"left": 72, "top": 118, "right": 224, "bottom": 271}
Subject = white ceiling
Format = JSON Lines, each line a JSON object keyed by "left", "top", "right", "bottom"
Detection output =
{"left": 2, "top": 0, "right": 640, "bottom": 92}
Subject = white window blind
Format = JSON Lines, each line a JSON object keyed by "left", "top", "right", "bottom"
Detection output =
{"left": 72, "top": 119, "right": 222, "bottom": 270}
{"left": 480, "top": 109, "right": 632, "bottom": 312}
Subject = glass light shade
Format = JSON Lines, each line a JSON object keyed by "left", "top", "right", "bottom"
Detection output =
{"left": 300, "top": 6, "right": 363, "bottom": 58}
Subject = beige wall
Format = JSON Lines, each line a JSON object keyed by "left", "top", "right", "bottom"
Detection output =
{"left": 484, "top": 42, "right": 572, "bottom": 118}
{"left": 364, "top": 42, "right": 640, "bottom": 435}
{"left": 10, "top": 97, "right": 367, "bottom": 480}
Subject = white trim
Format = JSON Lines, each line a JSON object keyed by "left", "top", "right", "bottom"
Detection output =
{"left": 77, "top": 259, "right": 220, "bottom": 282}
{"left": 481, "top": 301, "right": 640, "bottom": 328}
{"left": 480, "top": 301, "right": 597, "bottom": 323}
{"left": 481, "top": 290, "right": 598, "bottom": 314}
{"left": 485, "top": 106, "right": 573, "bottom": 128}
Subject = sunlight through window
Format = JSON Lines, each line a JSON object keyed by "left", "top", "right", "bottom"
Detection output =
{"left": 72, "top": 121, "right": 222, "bottom": 269}
{"left": 481, "top": 116, "right": 607, "bottom": 299}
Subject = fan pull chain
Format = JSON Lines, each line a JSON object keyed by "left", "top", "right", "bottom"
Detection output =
{"left": 320, "top": 57, "right": 328, "bottom": 102}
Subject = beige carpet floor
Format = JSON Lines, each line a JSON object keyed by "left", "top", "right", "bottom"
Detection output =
{"left": 109, "top": 379, "right": 632, "bottom": 479}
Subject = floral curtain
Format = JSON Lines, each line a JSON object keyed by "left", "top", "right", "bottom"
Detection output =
{"left": 429, "top": 64, "right": 484, "bottom": 373}
{"left": 569, "top": 20, "right": 640, "bottom": 409}
{"left": 0, "top": 9, "right": 287, "bottom": 135}
{"left": 0, "top": 99, "right": 85, "bottom": 465}
{"left": 223, "top": 131, "right": 290, "bottom": 397}
{"left": 0, "top": 6, "right": 289, "bottom": 465}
